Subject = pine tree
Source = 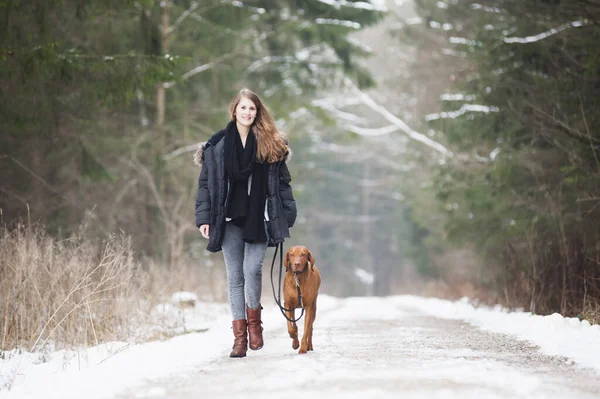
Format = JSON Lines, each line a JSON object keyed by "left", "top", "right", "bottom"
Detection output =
{"left": 0, "top": 0, "right": 385, "bottom": 268}
{"left": 402, "top": 0, "right": 600, "bottom": 315}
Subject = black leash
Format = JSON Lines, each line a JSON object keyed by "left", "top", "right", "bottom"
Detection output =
{"left": 270, "top": 242, "right": 305, "bottom": 323}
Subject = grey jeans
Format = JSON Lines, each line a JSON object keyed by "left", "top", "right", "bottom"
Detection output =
{"left": 221, "top": 222, "right": 268, "bottom": 321}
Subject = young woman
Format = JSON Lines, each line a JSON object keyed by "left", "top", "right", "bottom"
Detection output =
{"left": 194, "top": 88, "right": 297, "bottom": 358}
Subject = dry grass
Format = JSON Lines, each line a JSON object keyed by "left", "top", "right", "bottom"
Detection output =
{"left": 0, "top": 224, "right": 223, "bottom": 354}
{"left": 582, "top": 303, "right": 600, "bottom": 325}
{"left": 0, "top": 225, "right": 148, "bottom": 351}
{"left": 0, "top": 223, "right": 228, "bottom": 353}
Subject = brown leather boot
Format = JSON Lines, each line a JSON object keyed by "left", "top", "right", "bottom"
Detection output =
{"left": 246, "top": 304, "right": 264, "bottom": 350}
{"left": 230, "top": 319, "right": 248, "bottom": 358}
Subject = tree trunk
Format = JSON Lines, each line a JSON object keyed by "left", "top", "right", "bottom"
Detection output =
{"left": 362, "top": 161, "right": 373, "bottom": 296}
{"left": 156, "top": 1, "right": 170, "bottom": 130}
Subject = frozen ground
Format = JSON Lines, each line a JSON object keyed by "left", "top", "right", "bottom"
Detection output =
{"left": 2, "top": 295, "right": 600, "bottom": 399}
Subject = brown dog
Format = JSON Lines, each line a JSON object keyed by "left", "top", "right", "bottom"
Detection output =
{"left": 284, "top": 245, "right": 321, "bottom": 354}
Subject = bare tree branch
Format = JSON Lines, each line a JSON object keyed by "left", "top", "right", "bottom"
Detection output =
{"left": 162, "top": 143, "right": 201, "bottom": 161}
{"left": 164, "top": 50, "right": 240, "bottom": 89}
{"left": 347, "top": 124, "right": 401, "bottom": 137}
{"left": 343, "top": 77, "right": 455, "bottom": 157}
{"left": 503, "top": 20, "right": 590, "bottom": 44}
{"left": 166, "top": 1, "right": 199, "bottom": 35}
{"left": 6, "top": 156, "right": 66, "bottom": 197}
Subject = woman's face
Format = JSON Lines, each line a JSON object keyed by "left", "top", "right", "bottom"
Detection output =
{"left": 235, "top": 97, "right": 257, "bottom": 128}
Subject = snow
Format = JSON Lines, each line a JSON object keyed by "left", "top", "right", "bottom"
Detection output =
{"left": 311, "top": 97, "right": 369, "bottom": 124}
{"left": 170, "top": 291, "right": 197, "bottom": 305}
{"left": 295, "top": 48, "right": 310, "bottom": 61}
{"left": 343, "top": 77, "right": 454, "bottom": 157}
{"left": 348, "top": 124, "right": 400, "bottom": 136}
{"left": 315, "top": 18, "right": 362, "bottom": 30}
{"left": 315, "top": 0, "right": 387, "bottom": 11}
{"left": 179, "top": 62, "right": 213, "bottom": 81}
{"left": 426, "top": 104, "right": 500, "bottom": 121}
{"left": 2, "top": 295, "right": 599, "bottom": 398}
{"left": 504, "top": 20, "right": 589, "bottom": 44}
{"left": 246, "top": 55, "right": 295, "bottom": 73}
{"left": 289, "top": 107, "right": 309, "bottom": 119}
{"left": 0, "top": 300, "right": 230, "bottom": 398}
{"left": 354, "top": 268, "right": 374, "bottom": 285}
{"left": 347, "top": 37, "right": 373, "bottom": 53}
{"left": 449, "top": 37, "right": 478, "bottom": 46}
{"left": 406, "top": 17, "right": 423, "bottom": 25}
{"left": 440, "top": 93, "right": 476, "bottom": 101}
{"left": 489, "top": 147, "right": 501, "bottom": 160}
{"left": 471, "top": 3, "right": 502, "bottom": 13}
{"left": 429, "top": 20, "right": 456, "bottom": 31}
{"left": 392, "top": 296, "right": 600, "bottom": 373}
{"left": 441, "top": 48, "right": 468, "bottom": 57}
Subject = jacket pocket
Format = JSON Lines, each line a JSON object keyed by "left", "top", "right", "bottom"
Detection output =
{"left": 266, "top": 195, "right": 279, "bottom": 221}
{"left": 266, "top": 196, "right": 281, "bottom": 245}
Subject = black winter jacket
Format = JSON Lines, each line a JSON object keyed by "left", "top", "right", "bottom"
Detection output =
{"left": 194, "top": 129, "right": 297, "bottom": 252}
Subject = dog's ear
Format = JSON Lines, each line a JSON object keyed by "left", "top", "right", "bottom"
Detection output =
{"left": 285, "top": 249, "right": 291, "bottom": 272}
{"left": 307, "top": 249, "right": 315, "bottom": 271}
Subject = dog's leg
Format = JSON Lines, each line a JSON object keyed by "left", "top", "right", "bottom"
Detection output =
{"left": 307, "top": 300, "right": 316, "bottom": 351}
{"left": 285, "top": 305, "right": 299, "bottom": 350}
{"left": 299, "top": 304, "right": 314, "bottom": 354}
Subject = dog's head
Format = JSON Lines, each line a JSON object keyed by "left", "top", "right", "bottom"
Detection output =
{"left": 285, "top": 245, "right": 314, "bottom": 274}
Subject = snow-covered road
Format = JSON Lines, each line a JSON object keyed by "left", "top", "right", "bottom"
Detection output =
{"left": 118, "top": 297, "right": 600, "bottom": 399}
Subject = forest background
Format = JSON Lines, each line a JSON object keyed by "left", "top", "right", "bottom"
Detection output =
{"left": 1, "top": 0, "right": 599, "bottom": 351}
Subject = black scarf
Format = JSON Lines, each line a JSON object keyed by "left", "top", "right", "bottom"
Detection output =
{"left": 224, "top": 121, "right": 268, "bottom": 243}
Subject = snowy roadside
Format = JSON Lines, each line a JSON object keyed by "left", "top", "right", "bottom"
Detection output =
{"left": 0, "top": 294, "right": 229, "bottom": 399}
{"left": 392, "top": 296, "right": 600, "bottom": 373}
{"left": 1, "top": 294, "right": 599, "bottom": 399}
{"left": 0, "top": 294, "right": 340, "bottom": 399}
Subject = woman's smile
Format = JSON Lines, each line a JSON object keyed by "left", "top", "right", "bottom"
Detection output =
{"left": 236, "top": 97, "right": 257, "bottom": 126}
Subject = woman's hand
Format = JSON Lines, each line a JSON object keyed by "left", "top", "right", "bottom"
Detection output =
{"left": 199, "top": 224, "right": 210, "bottom": 239}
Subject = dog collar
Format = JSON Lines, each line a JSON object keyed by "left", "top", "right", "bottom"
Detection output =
{"left": 293, "top": 267, "right": 308, "bottom": 275}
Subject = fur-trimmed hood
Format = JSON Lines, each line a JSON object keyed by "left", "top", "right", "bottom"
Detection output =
{"left": 193, "top": 129, "right": 225, "bottom": 167}
{"left": 193, "top": 131, "right": 293, "bottom": 167}
{"left": 193, "top": 143, "right": 208, "bottom": 167}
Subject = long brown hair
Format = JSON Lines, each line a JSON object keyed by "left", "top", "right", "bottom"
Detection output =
{"left": 228, "top": 88, "right": 287, "bottom": 163}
